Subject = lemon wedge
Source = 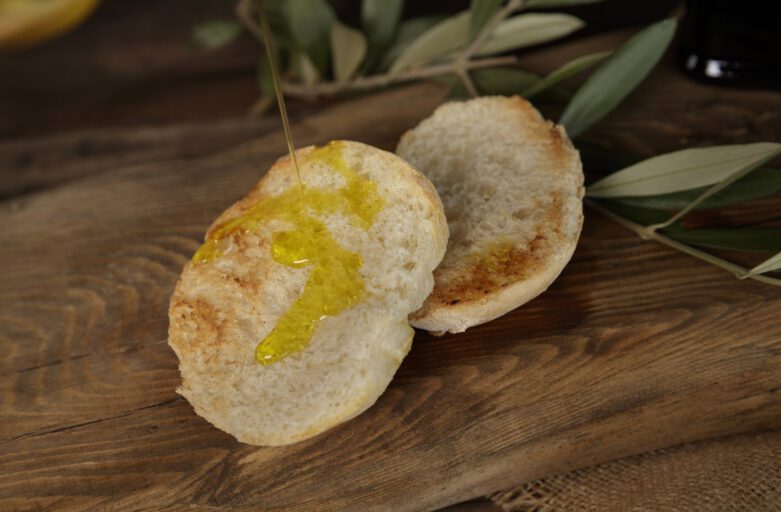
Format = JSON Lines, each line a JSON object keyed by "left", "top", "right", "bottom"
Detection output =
{"left": 0, "top": 0, "right": 100, "bottom": 51}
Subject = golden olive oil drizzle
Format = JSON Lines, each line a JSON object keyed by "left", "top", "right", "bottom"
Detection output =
{"left": 192, "top": 142, "right": 384, "bottom": 365}
{"left": 258, "top": 2, "right": 303, "bottom": 198}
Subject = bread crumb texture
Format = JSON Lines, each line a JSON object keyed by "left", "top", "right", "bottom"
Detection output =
{"left": 397, "top": 96, "right": 584, "bottom": 333}
{"left": 168, "top": 141, "right": 447, "bottom": 445}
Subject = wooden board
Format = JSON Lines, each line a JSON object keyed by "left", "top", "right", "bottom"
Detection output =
{"left": 3, "top": 27, "right": 781, "bottom": 511}
{"left": 3, "top": 81, "right": 781, "bottom": 511}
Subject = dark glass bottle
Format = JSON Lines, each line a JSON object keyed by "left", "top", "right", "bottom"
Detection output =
{"left": 679, "top": 0, "right": 781, "bottom": 88}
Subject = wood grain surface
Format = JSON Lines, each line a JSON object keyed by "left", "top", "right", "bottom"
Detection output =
{"left": 2, "top": 15, "right": 781, "bottom": 512}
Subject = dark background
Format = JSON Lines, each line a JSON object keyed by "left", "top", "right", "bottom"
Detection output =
{"left": 0, "top": 0, "right": 681, "bottom": 139}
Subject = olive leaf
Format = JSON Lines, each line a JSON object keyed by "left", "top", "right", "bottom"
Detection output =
{"left": 282, "top": 0, "right": 335, "bottom": 77}
{"left": 361, "top": 0, "right": 404, "bottom": 72}
{"left": 594, "top": 200, "right": 673, "bottom": 226}
{"left": 560, "top": 18, "right": 677, "bottom": 138}
{"left": 522, "top": 50, "right": 611, "bottom": 98}
{"left": 438, "top": 74, "right": 469, "bottom": 99}
{"left": 389, "top": 11, "right": 470, "bottom": 74}
{"left": 476, "top": 13, "right": 584, "bottom": 56}
{"left": 615, "top": 168, "right": 781, "bottom": 210}
{"left": 378, "top": 16, "right": 445, "bottom": 71}
{"left": 526, "top": 0, "right": 607, "bottom": 7}
{"left": 191, "top": 20, "right": 242, "bottom": 50}
{"left": 666, "top": 228, "right": 781, "bottom": 253}
{"left": 470, "top": 0, "right": 503, "bottom": 40}
{"left": 292, "top": 51, "right": 320, "bottom": 85}
{"left": 255, "top": 0, "right": 293, "bottom": 48}
{"left": 330, "top": 22, "right": 368, "bottom": 82}
{"left": 456, "top": 67, "right": 569, "bottom": 101}
{"left": 581, "top": 144, "right": 781, "bottom": 208}
{"left": 587, "top": 143, "right": 781, "bottom": 198}
{"left": 473, "top": 67, "right": 541, "bottom": 95}
{"left": 750, "top": 252, "right": 781, "bottom": 275}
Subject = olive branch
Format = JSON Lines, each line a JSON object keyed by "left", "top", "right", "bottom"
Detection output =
{"left": 191, "top": 1, "right": 781, "bottom": 284}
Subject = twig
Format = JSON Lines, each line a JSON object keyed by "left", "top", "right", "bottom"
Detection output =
{"left": 456, "top": 66, "right": 479, "bottom": 97}
{"left": 586, "top": 199, "right": 781, "bottom": 286}
{"left": 236, "top": 0, "right": 263, "bottom": 42}
{"left": 280, "top": 55, "right": 518, "bottom": 99}
{"left": 237, "top": 0, "right": 520, "bottom": 100}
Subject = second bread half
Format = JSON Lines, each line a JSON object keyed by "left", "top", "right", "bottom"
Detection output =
{"left": 397, "top": 96, "right": 584, "bottom": 334}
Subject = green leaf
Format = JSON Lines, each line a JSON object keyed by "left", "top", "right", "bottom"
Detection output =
{"left": 330, "top": 21, "right": 367, "bottom": 82}
{"left": 526, "top": 0, "right": 607, "bottom": 7}
{"left": 665, "top": 228, "right": 781, "bottom": 253}
{"left": 594, "top": 199, "right": 674, "bottom": 226}
{"left": 560, "top": 18, "right": 677, "bottom": 138}
{"left": 472, "top": 67, "right": 541, "bottom": 94}
{"left": 256, "top": 0, "right": 294, "bottom": 50}
{"left": 291, "top": 50, "right": 320, "bottom": 85}
{"left": 361, "top": 0, "right": 404, "bottom": 72}
{"left": 587, "top": 143, "right": 781, "bottom": 198}
{"left": 472, "top": 67, "right": 573, "bottom": 101}
{"left": 614, "top": 168, "right": 781, "bottom": 210}
{"left": 378, "top": 16, "right": 446, "bottom": 71}
{"left": 389, "top": 11, "right": 470, "bottom": 74}
{"left": 750, "top": 252, "right": 781, "bottom": 275}
{"left": 191, "top": 20, "right": 242, "bottom": 50}
{"left": 377, "top": 16, "right": 445, "bottom": 72}
{"left": 437, "top": 74, "right": 469, "bottom": 99}
{"left": 523, "top": 51, "right": 611, "bottom": 98}
{"left": 470, "top": 0, "right": 503, "bottom": 40}
{"left": 476, "top": 13, "right": 584, "bottom": 56}
{"left": 282, "top": 0, "right": 335, "bottom": 77}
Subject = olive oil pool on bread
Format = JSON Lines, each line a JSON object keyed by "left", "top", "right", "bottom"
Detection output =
{"left": 191, "top": 7, "right": 383, "bottom": 366}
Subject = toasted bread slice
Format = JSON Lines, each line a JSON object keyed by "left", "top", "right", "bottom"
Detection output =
{"left": 397, "top": 96, "right": 584, "bottom": 334}
{"left": 168, "top": 141, "right": 447, "bottom": 446}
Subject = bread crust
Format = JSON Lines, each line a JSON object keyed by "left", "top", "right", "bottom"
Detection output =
{"left": 168, "top": 141, "right": 447, "bottom": 445}
{"left": 398, "top": 97, "right": 584, "bottom": 334}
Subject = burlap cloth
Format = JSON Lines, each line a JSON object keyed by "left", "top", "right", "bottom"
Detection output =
{"left": 490, "top": 429, "right": 781, "bottom": 512}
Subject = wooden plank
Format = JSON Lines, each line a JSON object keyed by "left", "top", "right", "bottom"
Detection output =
{"left": 2, "top": 84, "right": 781, "bottom": 511}
{"left": 0, "top": 0, "right": 258, "bottom": 138}
{"left": 0, "top": 117, "right": 278, "bottom": 199}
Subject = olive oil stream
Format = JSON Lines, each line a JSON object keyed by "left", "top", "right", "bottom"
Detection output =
{"left": 258, "top": 5, "right": 303, "bottom": 197}
{"left": 192, "top": 9, "right": 383, "bottom": 365}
